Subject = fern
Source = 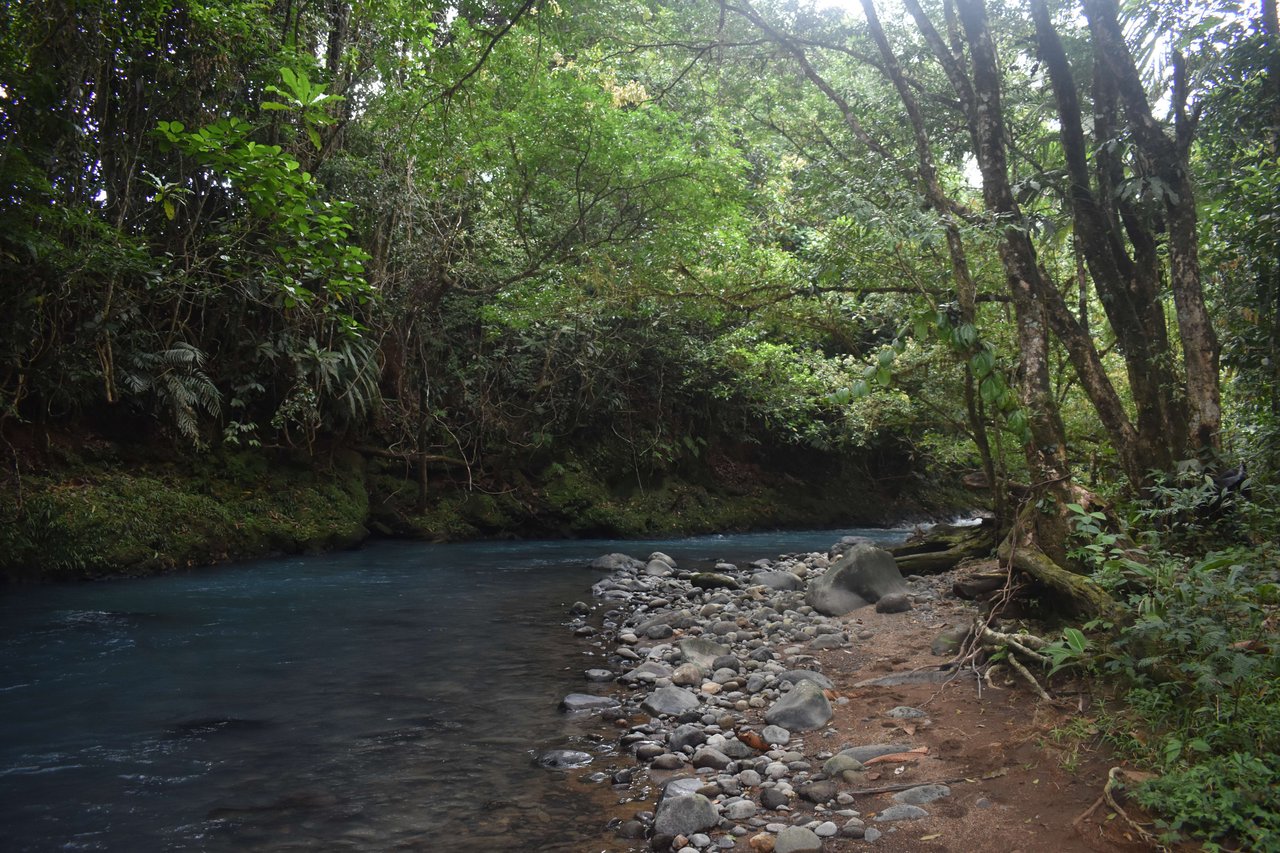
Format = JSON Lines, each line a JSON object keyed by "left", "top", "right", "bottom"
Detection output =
{"left": 121, "top": 343, "right": 222, "bottom": 444}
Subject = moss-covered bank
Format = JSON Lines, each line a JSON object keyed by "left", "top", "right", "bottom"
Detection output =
{"left": 2, "top": 437, "right": 968, "bottom": 581}
{"left": 1, "top": 447, "right": 369, "bottom": 581}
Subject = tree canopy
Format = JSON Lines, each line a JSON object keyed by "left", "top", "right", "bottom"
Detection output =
{"left": 1, "top": 0, "right": 1275, "bottom": 513}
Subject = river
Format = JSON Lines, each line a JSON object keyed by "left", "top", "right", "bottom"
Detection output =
{"left": 0, "top": 528, "right": 907, "bottom": 852}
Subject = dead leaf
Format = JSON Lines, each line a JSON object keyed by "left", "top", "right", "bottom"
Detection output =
{"left": 921, "top": 834, "right": 942, "bottom": 841}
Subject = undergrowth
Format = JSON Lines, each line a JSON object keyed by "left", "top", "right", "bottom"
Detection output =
{"left": 1067, "top": 478, "right": 1280, "bottom": 851}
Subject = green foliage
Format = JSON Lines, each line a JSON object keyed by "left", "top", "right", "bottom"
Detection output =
{"left": 1081, "top": 512, "right": 1280, "bottom": 847}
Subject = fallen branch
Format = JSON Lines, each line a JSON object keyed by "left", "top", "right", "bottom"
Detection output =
{"left": 846, "top": 776, "right": 970, "bottom": 796}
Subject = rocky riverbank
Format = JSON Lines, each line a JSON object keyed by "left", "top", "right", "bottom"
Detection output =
{"left": 556, "top": 539, "right": 1132, "bottom": 853}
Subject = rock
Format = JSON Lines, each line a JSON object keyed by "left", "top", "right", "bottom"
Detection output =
{"left": 651, "top": 753, "right": 685, "bottom": 770}
{"left": 892, "top": 784, "right": 951, "bottom": 805}
{"left": 777, "top": 670, "right": 835, "bottom": 690}
{"left": 653, "top": 793, "right": 719, "bottom": 839}
{"left": 671, "top": 662, "right": 704, "bottom": 686}
{"left": 931, "top": 623, "right": 972, "bottom": 655}
{"left": 617, "top": 819, "right": 647, "bottom": 839}
{"left": 761, "top": 787, "right": 791, "bottom": 809}
{"left": 804, "top": 544, "right": 907, "bottom": 616}
{"left": 752, "top": 571, "right": 804, "bottom": 591}
{"left": 645, "top": 559, "right": 675, "bottom": 577}
{"left": 668, "top": 723, "right": 708, "bottom": 753}
{"left": 535, "top": 749, "right": 593, "bottom": 768}
{"left": 749, "top": 832, "right": 776, "bottom": 853}
{"left": 724, "top": 799, "right": 758, "bottom": 820}
{"left": 692, "top": 572, "right": 739, "bottom": 590}
{"left": 761, "top": 725, "right": 791, "bottom": 746}
{"left": 642, "top": 685, "right": 700, "bottom": 717}
{"left": 621, "top": 661, "right": 674, "bottom": 684}
{"left": 822, "top": 754, "right": 865, "bottom": 778}
{"left": 592, "top": 553, "right": 645, "bottom": 571}
{"left": 814, "top": 821, "right": 838, "bottom": 838}
{"left": 874, "top": 592, "right": 912, "bottom": 614}
{"left": 584, "top": 668, "right": 615, "bottom": 682}
{"left": 649, "top": 551, "right": 677, "bottom": 568}
{"left": 679, "top": 637, "right": 730, "bottom": 670}
{"left": 774, "top": 825, "right": 823, "bottom": 853}
{"left": 765, "top": 679, "right": 832, "bottom": 731}
{"left": 799, "top": 780, "right": 837, "bottom": 803}
{"left": 692, "top": 747, "right": 733, "bottom": 770}
{"left": 666, "top": 778, "right": 706, "bottom": 798}
{"left": 873, "top": 804, "right": 929, "bottom": 822}
{"left": 863, "top": 827, "right": 882, "bottom": 842}
{"left": 569, "top": 600, "right": 591, "bottom": 615}
{"left": 884, "top": 706, "right": 927, "bottom": 719}
{"left": 560, "top": 693, "right": 620, "bottom": 712}
{"left": 635, "top": 743, "right": 666, "bottom": 761}
{"left": 809, "top": 634, "right": 847, "bottom": 649}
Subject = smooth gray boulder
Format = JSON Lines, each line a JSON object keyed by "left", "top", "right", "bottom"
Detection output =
{"left": 775, "top": 825, "right": 824, "bottom": 853}
{"left": 678, "top": 637, "right": 728, "bottom": 670}
{"left": 653, "top": 792, "right": 719, "bottom": 838}
{"left": 591, "top": 553, "right": 644, "bottom": 571}
{"left": 764, "top": 679, "right": 832, "bottom": 731}
{"left": 668, "top": 723, "right": 708, "bottom": 753}
{"left": 751, "top": 570, "right": 804, "bottom": 591}
{"left": 805, "top": 544, "right": 907, "bottom": 616}
{"left": 620, "top": 660, "right": 673, "bottom": 684}
{"left": 642, "top": 685, "right": 700, "bottom": 717}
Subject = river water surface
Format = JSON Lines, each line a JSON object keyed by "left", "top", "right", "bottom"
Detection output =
{"left": 0, "top": 529, "right": 905, "bottom": 852}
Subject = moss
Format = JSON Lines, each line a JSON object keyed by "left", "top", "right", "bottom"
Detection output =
{"left": 0, "top": 448, "right": 369, "bottom": 581}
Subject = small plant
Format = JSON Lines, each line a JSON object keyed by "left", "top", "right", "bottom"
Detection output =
{"left": 1041, "top": 627, "right": 1089, "bottom": 677}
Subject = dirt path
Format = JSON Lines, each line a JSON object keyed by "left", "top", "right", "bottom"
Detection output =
{"left": 803, "top": 571, "right": 1139, "bottom": 853}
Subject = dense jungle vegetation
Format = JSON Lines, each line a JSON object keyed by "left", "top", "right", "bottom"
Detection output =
{"left": 2, "top": 0, "right": 1278, "bottom": 844}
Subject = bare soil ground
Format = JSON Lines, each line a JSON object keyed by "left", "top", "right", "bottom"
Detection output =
{"left": 801, "top": 566, "right": 1150, "bottom": 853}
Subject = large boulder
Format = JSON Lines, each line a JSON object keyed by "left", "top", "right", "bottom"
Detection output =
{"left": 751, "top": 570, "right": 804, "bottom": 591}
{"left": 764, "top": 679, "right": 832, "bottom": 731}
{"left": 805, "top": 544, "right": 907, "bottom": 616}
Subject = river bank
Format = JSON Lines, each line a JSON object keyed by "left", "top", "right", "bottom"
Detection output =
{"left": 1, "top": 439, "right": 970, "bottom": 582}
{"left": 564, "top": 539, "right": 1135, "bottom": 852}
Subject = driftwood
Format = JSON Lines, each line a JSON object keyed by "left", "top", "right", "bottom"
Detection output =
{"left": 890, "top": 520, "right": 996, "bottom": 574}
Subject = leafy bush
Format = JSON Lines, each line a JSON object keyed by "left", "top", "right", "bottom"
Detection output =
{"left": 1089, "top": 541, "right": 1280, "bottom": 848}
